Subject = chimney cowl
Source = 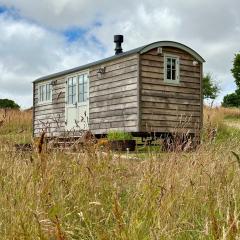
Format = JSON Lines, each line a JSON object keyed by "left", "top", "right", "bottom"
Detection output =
{"left": 114, "top": 35, "right": 124, "bottom": 55}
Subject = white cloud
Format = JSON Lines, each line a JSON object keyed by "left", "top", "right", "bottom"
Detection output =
{"left": 0, "top": 13, "right": 103, "bottom": 108}
{"left": 0, "top": 0, "right": 239, "bottom": 108}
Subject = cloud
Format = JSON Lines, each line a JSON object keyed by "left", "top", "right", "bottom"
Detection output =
{"left": 0, "top": 11, "right": 104, "bottom": 108}
{"left": 0, "top": 0, "right": 239, "bottom": 107}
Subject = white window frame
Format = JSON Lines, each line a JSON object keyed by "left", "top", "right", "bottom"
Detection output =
{"left": 164, "top": 54, "right": 180, "bottom": 84}
{"left": 38, "top": 81, "right": 52, "bottom": 104}
{"left": 65, "top": 71, "right": 89, "bottom": 105}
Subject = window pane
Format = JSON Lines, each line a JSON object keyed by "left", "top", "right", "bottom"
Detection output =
{"left": 167, "top": 58, "right": 171, "bottom": 68}
{"left": 42, "top": 85, "right": 46, "bottom": 101}
{"left": 68, "top": 77, "right": 72, "bottom": 86}
{"left": 79, "top": 75, "right": 84, "bottom": 85}
{"left": 49, "top": 87, "right": 51, "bottom": 100}
{"left": 167, "top": 69, "right": 171, "bottom": 80}
{"left": 172, "top": 59, "right": 176, "bottom": 70}
{"left": 68, "top": 95, "right": 72, "bottom": 104}
{"left": 84, "top": 92, "right": 88, "bottom": 102}
{"left": 72, "top": 87, "right": 76, "bottom": 103}
{"left": 79, "top": 84, "right": 84, "bottom": 94}
{"left": 172, "top": 70, "right": 176, "bottom": 80}
{"left": 46, "top": 84, "right": 50, "bottom": 100}
{"left": 68, "top": 86, "right": 71, "bottom": 101}
{"left": 79, "top": 93, "right": 84, "bottom": 102}
{"left": 39, "top": 86, "right": 42, "bottom": 102}
{"left": 72, "top": 77, "right": 77, "bottom": 86}
{"left": 84, "top": 74, "right": 88, "bottom": 84}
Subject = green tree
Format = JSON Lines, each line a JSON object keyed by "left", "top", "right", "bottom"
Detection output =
{"left": 203, "top": 73, "right": 220, "bottom": 100}
{"left": 0, "top": 99, "right": 20, "bottom": 109}
{"left": 222, "top": 53, "right": 240, "bottom": 107}
{"left": 231, "top": 53, "right": 240, "bottom": 88}
{"left": 222, "top": 91, "right": 240, "bottom": 107}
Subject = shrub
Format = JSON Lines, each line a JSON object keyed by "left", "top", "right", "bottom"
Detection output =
{"left": 0, "top": 99, "right": 20, "bottom": 109}
{"left": 107, "top": 130, "right": 133, "bottom": 141}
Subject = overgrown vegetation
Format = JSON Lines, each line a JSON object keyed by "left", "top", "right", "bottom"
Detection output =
{"left": 107, "top": 130, "right": 133, "bottom": 141}
{"left": 0, "top": 108, "right": 240, "bottom": 239}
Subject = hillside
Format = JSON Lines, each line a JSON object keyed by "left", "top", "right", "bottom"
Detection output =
{"left": 0, "top": 108, "right": 240, "bottom": 239}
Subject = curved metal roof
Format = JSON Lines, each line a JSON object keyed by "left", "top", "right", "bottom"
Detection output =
{"left": 140, "top": 41, "right": 205, "bottom": 63}
{"left": 34, "top": 41, "right": 205, "bottom": 83}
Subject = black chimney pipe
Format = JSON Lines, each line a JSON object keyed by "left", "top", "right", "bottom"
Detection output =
{"left": 114, "top": 35, "right": 123, "bottom": 55}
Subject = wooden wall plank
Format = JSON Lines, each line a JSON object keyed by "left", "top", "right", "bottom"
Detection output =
{"left": 90, "top": 71, "right": 138, "bottom": 87}
{"left": 142, "top": 84, "right": 200, "bottom": 95}
{"left": 90, "top": 102, "right": 138, "bottom": 113}
{"left": 90, "top": 108, "right": 137, "bottom": 119}
{"left": 142, "top": 101, "right": 200, "bottom": 111}
{"left": 90, "top": 77, "right": 137, "bottom": 92}
{"left": 90, "top": 83, "right": 137, "bottom": 98}
{"left": 141, "top": 96, "right": 200, "bottom": 105}
{"left": 141, "top": 77, "right": 200, "bottom": 89}
{"left": 90, "top": 58, "right": 138, "bottom": 76}
{"left": 141, "top": 108, "right": 200, "bottom": 116}
{"left": 90, "top": 95, "right": 137, "bottom": 108}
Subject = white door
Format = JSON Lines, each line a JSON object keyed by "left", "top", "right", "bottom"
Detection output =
{"left": 65, "top": 73, "right": 89, "bottom": 131}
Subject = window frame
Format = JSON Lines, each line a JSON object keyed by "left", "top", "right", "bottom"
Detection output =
{"left": 164, "top": 54, "right": 180, "bottom": 84}
{"left": 38, "top": 81, "right": 52, "bottom": 104}
{"left": 65, "top": 71, "right": 89, "bottom": 105}
{"left": 78, "top": 73, "right": 89, "bottom": 104}
{"left": 67, "top": 76, "right": 77, "bottom": 105}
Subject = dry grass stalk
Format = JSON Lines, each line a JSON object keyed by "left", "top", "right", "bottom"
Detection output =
{"left": 0, "top": 107, "right": 240, "bottom": 239}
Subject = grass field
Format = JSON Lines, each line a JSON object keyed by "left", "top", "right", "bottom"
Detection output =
{"left": 1, "top": 107, "right": 240, "bottom": 239}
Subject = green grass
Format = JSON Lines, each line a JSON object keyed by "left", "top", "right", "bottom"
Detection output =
{"left": 107, "top": 130, "right": 133, "bottom": 141}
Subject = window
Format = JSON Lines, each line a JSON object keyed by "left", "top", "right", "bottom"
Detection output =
{"left": 78, "top": 73, "right": 88, "bottom": 103}
{"left": 164, "top": 55, "right": 179, "bottom": 83}
{"left": 39, "top": 82, "right": 52, "bottom": 103}
{"left": 67, "top": 73, "right": 89, "bottom": 104}
{"left": 67, "top": 77, "right": 77, "bottom": 104}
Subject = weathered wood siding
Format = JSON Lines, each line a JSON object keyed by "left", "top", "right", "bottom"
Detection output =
{"left": 33, "top": 76, "right": 66, "bottom": 137}
{"left": 139, "top": 47, "right": 202, "bottom": 134}
{"left": 89, "top": 54, "right": 139, "bottom": 134}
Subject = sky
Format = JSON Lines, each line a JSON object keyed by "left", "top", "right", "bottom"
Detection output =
{"left": 0, "top": 0, "right": 239, "bottom": 108}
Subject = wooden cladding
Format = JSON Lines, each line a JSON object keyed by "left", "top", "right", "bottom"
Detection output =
{"left": 139, "top": 46, "right": 202, "bottom": 134}
{"left": 89, "top": 54, "right": 139, "bottom": 134}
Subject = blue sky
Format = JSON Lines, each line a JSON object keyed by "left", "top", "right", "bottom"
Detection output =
{"left": 0, "top": 0, "right": 239, "bottom": 108}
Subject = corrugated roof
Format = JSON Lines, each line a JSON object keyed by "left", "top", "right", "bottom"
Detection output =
{"left": 33, "top": 41, "right": 205, "bottom": 83}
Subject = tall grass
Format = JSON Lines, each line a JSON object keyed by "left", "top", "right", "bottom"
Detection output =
{"left": 0, "top": 107, "right": 240, "bottom": 239}
{"left": 0, "top": 109, "right": 32, "bottom": 145}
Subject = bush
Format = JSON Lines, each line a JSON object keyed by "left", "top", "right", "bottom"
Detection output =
{"left": 222, "top": 90, "right": 240, "bottom": 107}
{"left": 107, "top": 130, "right": 133, "bottom": 141}
{"left": 0, "top": 99, "right": 20, "bottom": 109}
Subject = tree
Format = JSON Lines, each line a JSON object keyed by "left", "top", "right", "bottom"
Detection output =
{"left": 0, "top": 99, "right": 20, "bottom": 109}
{"left": 203, "top": 73, "right": 220, "bottom": 100}
{"left": 231, "top": 53, "right": 240, "bottom": 88}
{"left": 222, "top": 91, "right": 240, "bottom": 107}
{"left": 222, "top": 53, "right": 240, "bottom": 107}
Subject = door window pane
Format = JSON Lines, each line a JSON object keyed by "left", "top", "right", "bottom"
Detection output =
{"left": 78, "top": 74, "right": 89, "bottom": 103}
{"left": 68, "top": 77, "right": 77, "bottom": 104}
